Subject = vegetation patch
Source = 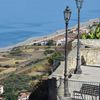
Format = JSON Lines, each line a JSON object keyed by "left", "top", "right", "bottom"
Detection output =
{"left": 0, "top": 57, "right": 10, "bottom": 62}
{"left": 1, "top": 74, "right": 32, "bottom": 100}
{"left": 81, "top": 23, "right": 100, "bottom": 39}
{"left": 0, "top": 68, "right": 6, "bottom": 72}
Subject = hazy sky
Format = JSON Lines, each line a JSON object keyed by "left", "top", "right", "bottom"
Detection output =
{"left": 0, "top": 0, "right": 99, "bottom": 24}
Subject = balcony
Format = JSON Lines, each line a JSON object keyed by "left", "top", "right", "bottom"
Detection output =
{"left": 56, "top": 65, "right": 100, "bottom": 100}
{"left": 57, "top": 78, "right": 100, "bottom": 100}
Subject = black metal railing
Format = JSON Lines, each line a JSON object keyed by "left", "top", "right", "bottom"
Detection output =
{"left": 69, "top": 80, "right": 100, "bottom": 100}
{"left": 29, "top": 77, "right": 100, "bottom": 100}
{"left": 57, "top": 78, "right": 100, "bottom": 100}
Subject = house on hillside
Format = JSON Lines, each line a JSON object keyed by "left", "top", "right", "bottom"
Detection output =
{"left": 39, "top": 41, "right": 48, "bottom": 46}
{"left": 0, "top": 96, "right": 3, "bottom": 100}
{"left": 18, "top": 91, "right": 30, "bottom": 100}
{"left": 0, "top": 85, "right": 4, "bottom": 95}
{"left": 56, "top": 38, "right": 65, "bottom": 46}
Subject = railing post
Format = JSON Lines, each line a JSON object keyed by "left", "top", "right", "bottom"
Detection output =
{"left": 99, "top": 83, "right": 100, "bottom": 100}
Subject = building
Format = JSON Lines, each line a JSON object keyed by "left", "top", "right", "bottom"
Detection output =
{"left": 0, "top": 96, "right": 3, "bottom": 100}
{"left": 56, "top": 38, "right": 65, "bottom": 46}
{"left": 18, "top": 92, "right": 30, "bottom": 100}
{"left": 0, "top": 85, "right": 4, "bottom": 95}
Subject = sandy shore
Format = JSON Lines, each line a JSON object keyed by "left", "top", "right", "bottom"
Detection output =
{"left": 0, "top": 18, "right": 99, "bottom": 52}
{"left": 0, "top": 29, "right": 65, "bottom": 52}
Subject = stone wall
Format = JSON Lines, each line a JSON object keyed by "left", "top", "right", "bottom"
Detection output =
{"left": 80, "top": 39, "right": 100, "bottom": 47}
{"left": 67, "top": 48, "right": 100, "bottom": 71}
{"left": 72, "top": 39, "right": 100, "bottom": 47}
{"left": 68, "top": 57, "right": 76, "bottom": 70}
{"left": 67, "top": 48, "right": 77, "bottom": 70}
{"left": 68, "top": 48, "right": 100, "bottom": 70}
{"left": 67, "top": 39, "right": 100, "bottom": 70}
{"left": 80, "top": 48, "right": 100, "bottom": 65}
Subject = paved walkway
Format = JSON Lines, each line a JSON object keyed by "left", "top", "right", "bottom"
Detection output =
{"left": 49, "top": 62, "right": 100, "bottom": 100}
{"left": 49, "top": 61, "right": 64, "bottom": 79}
{"left": 50, "top": 63, "right": 100, "bottom": 84}
{"left": 71, "top": 65, "right": 100, "bottom": 82}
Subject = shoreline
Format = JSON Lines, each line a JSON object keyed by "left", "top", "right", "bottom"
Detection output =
{"left": 0, "top": 29, "right": 65, "bottom": 52}
{"left": 0, "top": 18, "right": 99, "bottom": 52}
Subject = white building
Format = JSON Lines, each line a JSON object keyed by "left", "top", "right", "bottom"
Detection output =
{"left": 18, "top": 92, "right": 30, "bottom": 100}
{"left": 0, "top": 85, "right": 4, "bottom": 94}
{"left": 56, "top": 38, "right": 65, "bottom": 46}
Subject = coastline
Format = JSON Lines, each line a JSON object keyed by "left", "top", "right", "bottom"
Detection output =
{"left": 0, "top": 29, "right": 65, "bottom": 52}
{"left": 0, "top": 18, "right": 99, "bottom": 52}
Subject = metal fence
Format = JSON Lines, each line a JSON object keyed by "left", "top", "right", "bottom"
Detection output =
{"left": 57, "top": 78, "right": 100, "bottom": 100}
{"left": 69, "top": 80, "right": 100, "bottom": 100}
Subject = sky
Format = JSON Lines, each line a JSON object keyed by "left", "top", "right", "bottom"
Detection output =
{"left": 0, "top": 0, "right": 99, "bottom": 24}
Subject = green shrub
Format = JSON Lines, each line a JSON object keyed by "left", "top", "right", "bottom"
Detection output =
{"left": 44, "top": 49, "right": 54, "bottom": 55}
{"left": 10, "top": 47, "right": 23, "bottom": 56}
{"left": 2, "top": 74, "right": 32, "bottom": 99}
{"left": 48, "top": 52, "right": 62, "bottom": 65}
{"left": 81, "top": 23, "right": 100, "bottom": 39}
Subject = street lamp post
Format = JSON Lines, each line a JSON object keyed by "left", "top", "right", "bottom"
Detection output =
{"left": 64, "top": 6, "right": 71, "bottom": 97}
{"left": 74, "top": 0, "right": 84, "bottom": 74}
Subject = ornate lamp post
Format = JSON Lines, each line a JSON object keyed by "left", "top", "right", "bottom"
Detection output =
{"left": 74, "top": 0, "right": 84, "bottom": 74}
{"left": 64, "top": 6, "right": 71, "bottom": 97}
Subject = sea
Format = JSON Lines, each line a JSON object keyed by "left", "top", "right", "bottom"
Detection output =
{"left": 0, "top": 0, "right": 100, "bottom": 48}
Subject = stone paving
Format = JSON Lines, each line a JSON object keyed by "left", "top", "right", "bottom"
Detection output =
{"left": 71, "top": 65, "right": 100, "bottom": 82}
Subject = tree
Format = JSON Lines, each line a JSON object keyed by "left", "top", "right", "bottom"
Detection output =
{"left": 48, "top": 52, "right": 62, "bottom": 65}
{"left": 46, "top": 40, "right": 55, "bottom": 46}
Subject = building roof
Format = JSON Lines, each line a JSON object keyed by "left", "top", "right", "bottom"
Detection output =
{"left": 18, "top": 92, "right": 30, "bottom": 98}
{"left": 0, "top": 85, "right": 3, "bottom": 88}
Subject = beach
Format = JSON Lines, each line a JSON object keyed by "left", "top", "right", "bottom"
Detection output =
{"left": 0, "top": 18, "right": 99, "bottom": 52}
{"left": 0, "top": 29, "right": 65, "bottom": 52}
